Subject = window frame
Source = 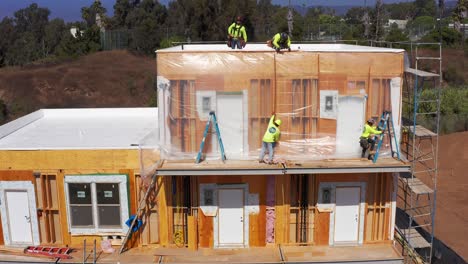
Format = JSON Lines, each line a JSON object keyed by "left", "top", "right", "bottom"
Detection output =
{"left": 64, "top": 175, "right": 129, "bottom": 235}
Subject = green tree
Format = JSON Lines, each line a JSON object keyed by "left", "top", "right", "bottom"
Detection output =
{"left": 369, "top": 0, "right": 387, "bottom": 40}
{"left": 81, "top": 0, "right": 107, "bottom": 27}
{"left": 5, "top": 32, "right": 41, "bottom": 65}
{"left": 414, "top": 0, "right": 437, "bottom": 17}
{"left": 384, "top": 2, "right": 416, "bottom": 19}
{"left": 385, "top": 23, "right": 410, "bottom": 42}
{"left": 421, "top": 27, "right": 462, "bottom": 46}
{"left": 113, "top": 0, "right": 131, "bottom": 28}
{"left": 0, "top": 18, "right": 16, "bottom": 66}
{"left": 44, "top": 18, "right": 66, "bottom": 56}
{"left": 13, "top": 3, "right": 50, "bottom": 38}
{"left": 126, "top": 0, "right": 168, "bottom": 53}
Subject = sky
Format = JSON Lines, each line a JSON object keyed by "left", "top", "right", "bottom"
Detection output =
{"left": 0, "top": 0, "right": 416, "bottom": 22}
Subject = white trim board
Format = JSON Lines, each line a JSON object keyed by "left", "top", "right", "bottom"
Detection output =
{"left": 199, "top": 183, "right": 250, "bottom": 248}
{"left": 64, "top": 175, "right": 129, "bottom": 235}
{"left": 318, "top": 182, "right": 367, "bottom": 246}
{"left": 0, "top": 181, "right": 40, "bottom": 246}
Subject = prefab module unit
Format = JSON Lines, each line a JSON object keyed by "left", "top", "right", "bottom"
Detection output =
{"left": 0, "top": 108, "right": 158, "bottom": 247}
{"left": 143, "top": 43, "right": 410, "bottom": 256}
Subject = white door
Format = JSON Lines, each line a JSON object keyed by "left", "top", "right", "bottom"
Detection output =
{"left": 336, "top": 96, "right": 365, "bottom": 157}
{"left": 334, "top": 187, "right": 360, "bottom": 243}
{"left": 216, "top": 94, "right": 243, "bottom": 157}
{"left": 5, "top": 190, "right": 33, "bottom": 244}
{"left": 218, "top": 189, "right": 244, "bottom": 246}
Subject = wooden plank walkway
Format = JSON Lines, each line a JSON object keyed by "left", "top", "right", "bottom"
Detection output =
{"left": 406, "top": 178, "right": 434, "bottom": 195}
{"left": 401, "top": 228, "right": 431, "bottom": 249}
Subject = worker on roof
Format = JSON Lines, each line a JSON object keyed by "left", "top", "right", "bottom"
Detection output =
{"left": 259, "top": 112, "right": 282, "bottom": 164}
{"left": 360, "top": 118, "right": 382, "bottom": 160}
{"left": 267, "top": 32, "right": 291, "bottom": 52}
{"left": 227, "top": 16, "right": 247, "bottom": 49}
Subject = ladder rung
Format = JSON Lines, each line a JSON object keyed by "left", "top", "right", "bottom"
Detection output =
{"left": 418, "top": 100, "right": 439, "bottom": 103}
{"left": 411, "top": 213, "right": 432, "bottom": 218}
{"left": 410, "top": 223, "right": 432, "bottom": 228}
{"left": 416, "top": 56, "right": 441, "bottom": 60}
{"left": 416, "top": 112, "right": 438, "bottom": 115}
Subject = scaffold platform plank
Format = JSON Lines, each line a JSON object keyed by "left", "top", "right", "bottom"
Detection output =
{"left": 406, "top": 178, "right": 434, "bottom": 195}
{"left": 407, "top": 125, "right": 437, "bottom": 137}
{"left": 405, "top": 68, "right": 439, "bottom": 77}
{"left": 401, "top": 228, "right": 431, "bottom": 248}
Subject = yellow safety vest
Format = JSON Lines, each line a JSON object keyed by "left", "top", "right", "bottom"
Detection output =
{"left": 262, "top": 115, "right": 280, "bottom": 143}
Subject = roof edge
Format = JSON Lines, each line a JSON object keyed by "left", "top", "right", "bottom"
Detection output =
{"left": 0, "top": 109, "right": 44, "bottom": 140}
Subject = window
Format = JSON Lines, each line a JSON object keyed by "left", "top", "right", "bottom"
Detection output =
{"left": 289, "top": 79, "right": 318, "bottom": 141}
{"left": 248, "top": 79, "right": 273, "bottom": 148}
{"left": 371, "top": 79, "right": 391, "bottom": 118}
{"left": 65, "top": 175, "right": 129, "bottom": 234}
{"left": 168, "top": 80, "right": 197, "bottom": 152}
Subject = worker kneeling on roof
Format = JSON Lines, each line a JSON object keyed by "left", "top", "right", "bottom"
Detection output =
{"left": 267, "top": 32, "right": 291, "bottom": 52}
{"left": 259, "top": 112, "right": 281, "bottom": 164}
{"left": 360, "top": 118, "right": 382, "bottom": 160}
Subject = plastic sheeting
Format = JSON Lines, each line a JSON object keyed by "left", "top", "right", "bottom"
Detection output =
{"left": 148, "top": 45, "right": 404, "bottom": 167}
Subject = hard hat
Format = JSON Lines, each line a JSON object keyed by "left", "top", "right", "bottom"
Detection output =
{"left": 274, "top": 119, "right": 282, "bottom": 126}
{"left": 367, "top": 118, "right": 375, "bottom": 124}
{"left": 280, "top": 32, "right": 288, "bottom": 39}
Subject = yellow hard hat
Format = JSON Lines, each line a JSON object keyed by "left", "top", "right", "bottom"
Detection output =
{"left": 274, "top": 119, "right": 282, "bottom": 126}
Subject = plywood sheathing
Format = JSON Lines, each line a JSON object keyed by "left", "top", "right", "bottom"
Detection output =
{"left": 157, "top": 50, "right": 404, "bottom": 158}
{"left": 0, "top": 150, "right": 140, "bottom": 170}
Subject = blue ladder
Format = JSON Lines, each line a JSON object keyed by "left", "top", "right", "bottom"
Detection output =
{"left": 195, "top": 111, "right": 226, "bottom": 163}
{"left": 372, "top": 111, "right": 401, "bottom": 163}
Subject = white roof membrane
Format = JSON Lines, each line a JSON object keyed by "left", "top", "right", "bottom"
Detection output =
{"left": 0, "top": 108, "right": 158, "bottom": 150}
{"left": 157, "top": 43, "right": 404, "bottom": 53}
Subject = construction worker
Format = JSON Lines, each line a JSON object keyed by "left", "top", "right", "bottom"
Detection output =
{"left": 267, "top": 32, "right": 291, "bottom": 52}
{"left": 360, "top": 118, "right": 382, "bottom": 159}
{"left": 227, "top": 16, "right": 247, "bottom": 49}
{"left": 259, "top": 112, "right": 282, "bottom": 164}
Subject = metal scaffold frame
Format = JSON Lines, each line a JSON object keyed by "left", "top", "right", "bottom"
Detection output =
{"left": 400, "top": 42, "right": 441, "bottom": 264}
{"left": 366, "top": 38, "right": 441, "bottom": 264}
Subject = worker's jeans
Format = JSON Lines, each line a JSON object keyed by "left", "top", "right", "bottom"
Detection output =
{"left": 259, "top": 142, "right": 276, "bottom": 161}
{"left": 231, "top": 39, "right": 242, "bottom": 49}
{"left": 360, "top": 137, "right": 376, "bottom": 158}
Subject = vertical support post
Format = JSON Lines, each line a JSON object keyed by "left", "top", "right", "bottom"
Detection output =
{"left": 93, "top": 239, "right": 96, "bottom": 264}
{"left": 83, "top": 239, "right": 86, "bottom": 264}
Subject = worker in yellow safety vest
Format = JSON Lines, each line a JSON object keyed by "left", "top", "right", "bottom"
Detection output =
{"left": 267, "top": 32, "right": 291, "bottom": 52}
{"left": 227, "top": 16, "right": 247, "bottom": 49}
{"left": 259, "top": 112, "right": 282, "bottom": 164}
{"left": 360, "top": 118, "right": 382, "bottom": 159}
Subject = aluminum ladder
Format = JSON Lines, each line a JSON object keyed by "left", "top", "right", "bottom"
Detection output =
{"left": 373, "top": 110, "right": 401, "bottom": 163}
{"left": 195, "top": 111, "right": 226, "bottom": 163}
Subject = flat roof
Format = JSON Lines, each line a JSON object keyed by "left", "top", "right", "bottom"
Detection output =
{"left": 157, "top": 43, "right": 405, "bottom": 53}
{"left": 0, "top": 108, "right": 158, "bottom": 150}
{"left": 156, "top": 158, "right": 410, "bottom": 175}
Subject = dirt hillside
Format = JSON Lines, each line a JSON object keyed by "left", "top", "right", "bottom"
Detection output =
{"left": 0, "top": 50, "right": 155, "bottom": 123}
{"left": 433, "top": 131, "right": 468, "bottom": 261}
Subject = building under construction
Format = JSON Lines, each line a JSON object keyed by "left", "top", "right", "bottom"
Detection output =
{"left": 0, "top": 43, "right": 441, "bottom": 263}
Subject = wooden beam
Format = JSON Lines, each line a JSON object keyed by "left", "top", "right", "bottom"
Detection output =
{"left": 187, "top": 215, "right": 198, "bottom": 250}
{"left": 57, "top": 170, "right": 71, "bottom": 245}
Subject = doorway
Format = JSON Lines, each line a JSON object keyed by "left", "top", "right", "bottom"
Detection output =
{"left": 216, "top": 93, "right": 245, "bottom": 157}
{"left": 334, "top": 187, "right": 361, "bottom": 244}
{"left": 336, "top": 96, "right": 366, "bottom": 157}
{"left": 0, "top": 181, "right": 40, "bottom": 246}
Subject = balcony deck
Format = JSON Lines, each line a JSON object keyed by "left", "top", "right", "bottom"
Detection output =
{"left": 156, "top": 157, "right": 410, "bottom": 176}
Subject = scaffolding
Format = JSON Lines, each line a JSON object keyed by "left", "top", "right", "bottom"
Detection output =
{"left": 398, "top": 42, "right": 442, "bottom": 264}
{"left": 365, "top": 39, "right": 441, "bottom": 264}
